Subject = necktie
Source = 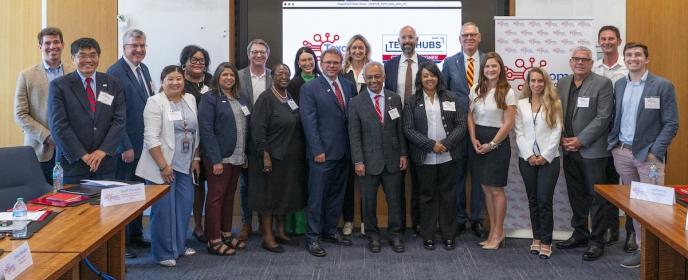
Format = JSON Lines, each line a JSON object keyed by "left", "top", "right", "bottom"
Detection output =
{"left": 467, "top": 57, "right": 475, "bottom": 89}
{"left": 332, "top": 81, "right": 345, "bottom": 110}
{"left": 374, "top": 94, "right": 383, "bottom": 124}
{"left": 85, "top": 77, "right": 96, "bottom": 112}
{"left": 404, "top": 59, "right": 413, "bottom": 98}
{"left": 135, "top": 66, "right": 150, "bottom": 96}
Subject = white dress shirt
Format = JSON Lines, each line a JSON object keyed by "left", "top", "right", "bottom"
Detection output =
{"left": 462, "top": 51, "right": 480, "bottom": 83}
{"left": 514, "top": 98, "right": 562, "bottom": 163}
{"left": 423, "top": 91, "right": 452, "bottom": 165}
{"left": 594, "top": 55, "right": 628, "bottom": 86}
{"left": 396, "top": 53, "right": 419, "bottom": 105}
{"left": 250, "top": 70, "right": 267, "bottom": 105}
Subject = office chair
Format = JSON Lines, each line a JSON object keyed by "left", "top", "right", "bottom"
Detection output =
{"left": 0, "top": 146, "right": 52, "bottom": 210}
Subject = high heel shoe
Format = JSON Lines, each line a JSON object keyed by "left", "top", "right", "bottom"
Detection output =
{"left": 539, "top": 245, "right": 552, "bottom": 259}
{"left": 530, "top": 240, "right": 541, "bottom": 255}
{"left": 482, "top": 236, "right": 505, "bottom": 250}
{"left": 478, "top": 240, "right": 488, "bottom": 246}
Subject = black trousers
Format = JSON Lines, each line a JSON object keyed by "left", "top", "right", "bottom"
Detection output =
{"left": 604, "top": 155, "right": 635, "bottom": 235}
{"left": 400, "top": 166, "right": 421, "bottom": 230}
{"left": 342, "top": 166, "right": 357, "bottom": 222}
{"left": 518, "top": 157, "right": 560, "bottom": 244}
{"left": 359, "top": 169, "right": 403, "bottom": 240}
{"left": 416, "top": 161, "right": 458, "bottom": 241}
{"left": 40, "top": 153, "right": 56, "bottom": 185}
{"left": 563, "top": 152, "right": 609, "bottom": 245}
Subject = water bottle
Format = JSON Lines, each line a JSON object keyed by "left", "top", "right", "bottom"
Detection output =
{"left": 53, "top": 161, "right": 63, "bottom": 192}
{"left": 648, "top": 163, "right": 659, "bottom": 185}
{"left": 12, "top": 198, "right": 28, "bottom": 238}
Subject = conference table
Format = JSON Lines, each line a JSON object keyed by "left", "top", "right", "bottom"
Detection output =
{"left": 0, "top": 185, "right": 169, "bottom": 280}
{"left": 596, "top": 184, "right": 688, "bottom": 280}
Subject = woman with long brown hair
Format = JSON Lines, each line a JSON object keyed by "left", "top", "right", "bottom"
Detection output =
{"left": 467, "top": 52, "right": 517, "bottom": 250}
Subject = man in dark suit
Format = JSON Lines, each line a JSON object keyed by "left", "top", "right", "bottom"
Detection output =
{"left": 441, "top": 22, "right": 487, "bottom": 238}
{"left": 607, "top": 42, "right": 679, "bottom": 268}
{"left": 554, "top": 46, "right": 614, "bottom": 261}
{"left": 300, "top": 47, "right": 355, "bottom": 257}
{"left": 106, "top": 29, "right": 153, "bottom": 258}
{"left": 48, "top": 37, "right": 125, "bottom": 184}
{"left": 235, "top": 39, "right": 273, "bottom": 241}
{"left": 348, "top": 62, "right": 407, "bottom": 253}
{"left": 383, "top": 25, "right": 431, "bottom": 234}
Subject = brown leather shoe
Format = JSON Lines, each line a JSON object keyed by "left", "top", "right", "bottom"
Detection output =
{"left": 237, "top": 224, "right": 252, "bottom": 241}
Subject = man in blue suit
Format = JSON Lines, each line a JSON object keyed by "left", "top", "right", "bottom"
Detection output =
{"left": 383, "top": 25, "right": 430, "bottom": 234}
{"left": 300, "top": 47, "right": 355, "bottom": 257}
{"left": 48, "top": 37, "right": 125, "bottom": 183}
{"left": 441, "top": 22, "right": 487, "bottom": 238}
{"left": 107, "top": 29, "right": 154, "bottom": 258}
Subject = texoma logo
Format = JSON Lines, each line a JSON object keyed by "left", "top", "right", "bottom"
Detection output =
{"left": 504, "top": 57, "right": 569, "bottom": 90}
{"left": 301, "top": 32, "right": 342, "bottom": 59}
{"left": 382, "top": 34, "right": 447, "bottom": 63}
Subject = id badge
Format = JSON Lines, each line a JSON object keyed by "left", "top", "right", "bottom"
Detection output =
{"left": 182, "top": 138, "right": 191, "bottom": 153}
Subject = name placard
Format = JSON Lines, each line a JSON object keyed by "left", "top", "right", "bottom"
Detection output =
{"left": 100, "top": 183, "right": 146, "bottom": 207}
{"left": 630, "top": 181, "right": 674, "bottom": 206}
{"left": 0, "top": 242, "right": 33, "bottom": 280}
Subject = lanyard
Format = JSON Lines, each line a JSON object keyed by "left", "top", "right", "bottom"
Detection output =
{"left": 530, "top": 99, "right": 542, "bottom": 155}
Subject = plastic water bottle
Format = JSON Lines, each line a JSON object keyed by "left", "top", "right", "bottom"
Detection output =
{"left": 53, "top": 161, "right": 63, "bottom": 192}
{"left": 648, "top": 163, "right": 659, "bottom": 185}
{"left": 12, "top": 198, "right": 28, "bottom": 238}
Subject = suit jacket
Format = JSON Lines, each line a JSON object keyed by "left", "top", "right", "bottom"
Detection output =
{"left": 348, "top": 89, "right": 407, "bottom": 175}
{"left": 441, "top": 50, "right": 485, "bottom": 97}
{"left": 198, "top": 90, "right": 248, "bottom": 165}
{"left": 383, "top": 54, "right": 432, "bottom": 93}
{"left": 403, "top": 90, "right": 467, "bottom": 165}
{"left": 135, "top": 92, "right": 199, "bottom": 184}
{"left": 342, "top": 69, "right": 367, "bottom": 95}
{"left": 607, "top": 73, "right": 679, "bottom": 161}
{"left": 238, "top": 67, "right": 272, "bottom": 109}
{"left": 14, "top": 62, "right": 75, "bottom": 162}
{"left": 106, "top": 58, "right": 153, "bottom": 158}
{"left": 299, "top": 75, "right": 355, "bottom": 160}
{"left": 557, "top": 72, "right": 614, "bottom": 159}
{"left": 48, "top": 71, "right": 126, "bottom": 177}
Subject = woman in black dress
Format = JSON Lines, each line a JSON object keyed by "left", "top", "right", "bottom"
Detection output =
{"left": 249, "top": 64, "right": 306, "bottom": 253}
{"left": 179, "top": 45, "right": 213, "bottom": 242}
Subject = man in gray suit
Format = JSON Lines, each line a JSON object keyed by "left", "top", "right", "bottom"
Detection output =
{"left": 348, "top": 62, "right": 407, "bottom": 253}
{"left": 236, "top": 39, "right": 273, "bottom": 241}
{"left": 14, "top": 27, "right": 75, "bottom": 184}
{"left": 554, "top": 46, "right": 614, "bottom": 262}
{"left": 607, "top": 42, "right": 679, "bottom": 268}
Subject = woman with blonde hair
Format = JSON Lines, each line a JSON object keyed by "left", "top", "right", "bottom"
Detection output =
{"left": 514, "top": 67, "right": 562, "bottom": 259}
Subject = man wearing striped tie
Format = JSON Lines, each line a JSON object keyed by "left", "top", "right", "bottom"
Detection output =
{"left": 441, "top": 22, "right": 487, "bottom": 239}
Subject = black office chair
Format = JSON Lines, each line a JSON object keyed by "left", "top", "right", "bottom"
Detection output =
{"left": 0, "top": 146, "right": 52, "bottom": 210}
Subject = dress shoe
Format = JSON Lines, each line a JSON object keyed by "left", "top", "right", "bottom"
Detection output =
{"left": 322, "top": 234, "right": 352, "bottom": 246}
{"left": 130, "top": 235, "right": 151, "bottom": 248}
{"left": 471, "top": 222, "right": 486, "bottom": 238}
{"left": 602, "top": 228, "right": 620, "bottom": 245}
{"left": 390, "top": 238, "right": 405, "bottom": 253}
{"left": 262, "top": 242, "right": 285, "bottom": 253}
{"left": 306, "top": 241, "right": 327, "bottom": 257}
{"left": 444, "top": 239, "right": 456, "bottom": 250}
{"left": 125, "top": 247, "right": 137, "bottom": 259}
{"left": 342, "top": 222, "right": 353, "bottom": 236}
{"left": 368, "top": 239, "right": 381, "bottom": 253}
{"left": 237, "top": 223, "right": 251, "bottom": 241}
{"left": 620, "top": 251, "right": 640, "bottom": 268}
{"left": 456, "top": 223, "right": 466, "bottom": 236}
{"left": 582, "top": 244, "right": 604, "bottom": 261}
{"left": 624, "top": 232, "right": 638, "bottom": 252}
{"left": 555, "top": 237, "right": 588, "bottom": 249}
{"left": 423, "top": 240, "right": 435, "bottom": 250}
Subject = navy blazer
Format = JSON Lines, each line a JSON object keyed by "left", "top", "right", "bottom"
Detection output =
{"left": 106, "top": 58, "right": 153, "bottom": 158}
{"left": 402, "top": 90, "right": 468, "bottom": 165}
{"left": 198, "top": 90, "right": 249, "bottom": 165}
{"left": 299, "top": 75, "right": 355, "bottom": 160}
{"left": 441, "top": 51, "right": 485, "bottom": 97}
{"left": 607, "top": 73, "right": 679, "bottom": 161}
{"left": 383, "top": 54, "right": 432, "bottom": 93}
{"left": 48, "top": 71, "right": 126, "bottom": 176}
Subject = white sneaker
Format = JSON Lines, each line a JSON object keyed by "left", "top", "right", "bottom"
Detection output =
{"left": 342, "top": 222, "right": 353, "bottom": 236}
{"left": 183, "top": 247, "right": 196, "bottom": 256}
{"left": 158, "top": 259, "right": 176, "bottom": 267}
{"left": 360, "top": 223, "right": 365, "bottom": 236}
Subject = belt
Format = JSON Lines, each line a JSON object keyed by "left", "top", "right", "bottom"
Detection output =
{"left": 617, "top": 143, "right": 632, "bottom": 150}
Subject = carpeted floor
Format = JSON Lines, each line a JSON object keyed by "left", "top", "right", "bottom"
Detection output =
{"left": 125, "top": 229, "right": 638, "bottom": 280}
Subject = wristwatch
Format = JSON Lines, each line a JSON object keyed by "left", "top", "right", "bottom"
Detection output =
{"left": 488, "top": 141, "right": 499, "bottom": 151}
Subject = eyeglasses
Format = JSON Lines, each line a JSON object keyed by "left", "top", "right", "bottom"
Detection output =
{"left": 76, "top": 53, "right": 98, "bottom": 60}
{"left": 461, "top": 33, "right": 479, "bottom": 38}
{"left": 189, "top": 57, "right": 206, "bottom": 65}
{"left": 570, "top": 57, "right": 592, "bottom": 63}
{"left": 322, "top": 61, "right": 341, "bottom": 66}
{"left": 124, "top": 44, "right": 147, "bottom": 49}
{"left": 250, "top": 50, "right": 267, "bottom": 56}
{"left": 365, "top": 74, "right": 384, "bottom": 80}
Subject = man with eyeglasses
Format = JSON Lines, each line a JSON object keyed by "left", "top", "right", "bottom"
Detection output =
{"left": 300, "top": 47, "right": 356, "bottom": 257}
{"left": 441, "top": 21, "right": 487, "bottom": 239}
{"left": 48, "top": 37, "right": 125, "bottom": 184}
{"left": 555, "top": 46, "right": 614, "bottom": 262}
{"left": 14, "top": 27, "right": 75, "bottom": 185}
{"left": 236, "top": 39, "right": 273, "bottom": 242}
{"left": 106, "top": 29, "right": 153, "bottom": 258}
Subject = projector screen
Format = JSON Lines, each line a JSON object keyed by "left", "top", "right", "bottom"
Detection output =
{"left": 282, "top": 1, "right": 462, "bottom": 72}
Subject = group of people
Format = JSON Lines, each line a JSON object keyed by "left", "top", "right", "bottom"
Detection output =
{"left": 13, "top": 22, "right": 678, "bottom": 270}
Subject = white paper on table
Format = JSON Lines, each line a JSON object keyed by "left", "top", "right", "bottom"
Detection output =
{"left": 0, "top": 242, "right": 33, "bottom": 280}
{"left": 80, "top": 180, "right": 130, "bottom": 187}
{"left": 100, "top": 183, "right": 146, "bottom": 207}
{"left": 0, "top": 211, "right": 46, "bottom": 221}
{"left": 630, "top": 181, "right": 675, "bottom": 206}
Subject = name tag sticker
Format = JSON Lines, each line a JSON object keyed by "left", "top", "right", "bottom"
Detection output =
{"left": 442, "top": 101, "right": 456, "bottom": 111}
{"left": 577, "top": 97, "right": 590, "bottom": 108}
{"left": 97, "top": 92, "right": 114, "bottom": 106}
{"left": 287, "top": 99, "right": 299, "bottom": 110}
{"left": 388, "top": 108, "right": 400, "bottom": 120}
{"left": 240, "top": 105, "right": 251, "bottom": 116}
{"left": 200, "top": 85, "right": 210, "bottom": 94}
{"left": 168, "top": 111, "right": 183, "bottom": 121}
{"left": 645, "top": 97, "right": 660, "bottom": 109}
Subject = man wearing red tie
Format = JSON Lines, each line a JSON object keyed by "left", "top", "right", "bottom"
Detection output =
{"left": 48, "top": 38, "right": 125, "bottom": 184}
